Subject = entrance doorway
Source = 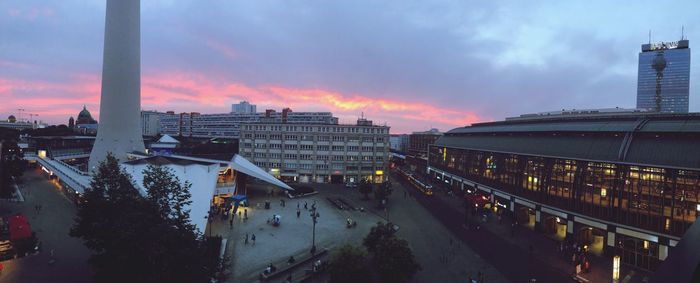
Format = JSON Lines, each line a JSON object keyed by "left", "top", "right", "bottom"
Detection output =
{"left": 617, "top": 235, "right": 660, "bottom": 271}
{"left": 543, "top": 216, "right": 567, "bottom": 241}
{"left": 516, "top": 207, "right": 536, "bottom": 230}
{"left": 330, "top": 174, "right": 344, "bottom": 184}
{"left": 576, "top": 227, "right": 605, "bottom": 256}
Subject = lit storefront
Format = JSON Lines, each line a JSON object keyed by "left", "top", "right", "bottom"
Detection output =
{"left": 428, "top": 113, "right": 700, "bottom": 271}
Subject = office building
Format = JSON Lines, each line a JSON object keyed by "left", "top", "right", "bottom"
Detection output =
{"left": 428, "top": 111, "right": 700, "bottom": 271}
{"left": 239, "top": 118, "right": 390, "bottom": 184}
{"left": 390, "top": 134, "right": 409, "bottom": 153}
{"left": 637, "top": 39, "right": 690, "bottom": 113}
{"left": 159, "top": 108, "right": 338, "bottom": 138}
{"left": 231, "top": 101, "right": 257, "bottom": 114}
{"left": 141, "top": 110, "right": 161, "bottom": 136}
{"left": 408, "top": 128, "right": 442, "bottom": 156}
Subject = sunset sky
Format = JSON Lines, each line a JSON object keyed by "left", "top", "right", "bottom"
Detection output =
{"left": 1, "top": 0, "right": 699, "bottom": 133}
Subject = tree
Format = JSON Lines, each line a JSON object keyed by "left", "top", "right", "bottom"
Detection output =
{"left": 374, "top": 181, "right": 393, "bottom": 206}
{"left": 358, "top": 179, "right": 373, "bottom": 200}
{"left": 328, "top": 245, "right": 371, "bottom": 283}
{"left": 71, "top": 153, "right": 224, "bottom": 283}
{"left": 142, "top": 165, "right": 194, "bottom": 232}
{"left": 374, "top": 237, "right": 421, "bottom": 283}
{"left": 363, "top": 222, "right": 420, "bottom": 283}
{"left": 363, "top": 221, "right": 397, "bottom": 254}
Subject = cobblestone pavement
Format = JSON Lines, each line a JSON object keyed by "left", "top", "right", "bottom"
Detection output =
{"left": 0, "top": 168, "right": 92, "bottom": 283}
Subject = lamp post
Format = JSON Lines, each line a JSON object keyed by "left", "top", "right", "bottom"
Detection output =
{"left": 310, "top": 207, "right": 319, "bottom": 254}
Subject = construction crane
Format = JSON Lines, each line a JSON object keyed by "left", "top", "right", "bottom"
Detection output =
{"left": 16, "top": 108, "right": 25, "bottom": 122}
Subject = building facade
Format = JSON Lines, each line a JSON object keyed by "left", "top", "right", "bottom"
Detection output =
{"left": 390, "top": 134, "right": 409, "bottom": 153}
{"left": 239, "top": 118, "right": 390, "bottom": 184}
{"left": 140, "top": 110, "right": 161, "bottom": 137}
{"left": 428, "top": 112, "right": 700, "bottom": 272}
{"left": 408, "top": 128, "right": 442, "bottom": 157}
{"left": 231, "top": 101, "right": 257, "bottom": 114}
{"left": 159, "top": 108, "right": 338, "bottom": 138}
{"left": 637, "top": 40, "right": 690, "bottom": 113}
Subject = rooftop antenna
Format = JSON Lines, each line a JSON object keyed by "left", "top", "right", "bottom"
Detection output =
{"left": 648, "top": 30, "right": 652, "bottom": 44}
{"left": 681, "top": 25, "right": 685, "bottom": 40}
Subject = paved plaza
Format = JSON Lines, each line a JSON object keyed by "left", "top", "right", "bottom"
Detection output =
{"left": 215, "top": 179, "right": 508, "bottom": 283}
{"left": 0, "top": 168, "right": 92, "bottom": 282}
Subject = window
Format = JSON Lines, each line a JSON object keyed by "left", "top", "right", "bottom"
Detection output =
{"left": 301, "top": 135, "right": 314, "bottom": 141}
{"left": 361, "top": 156, "right": 373, "bottom": 161}
{"left": 316, "top": 164, "right": 329, "bottom": 170}
{"left": 332, "top": 155, "right": 344, "bottom": 161}
{"left": 269, "top": 153, "right": 282, "bottom": 159}
{"left": 346, "top": 166, "right": 358, "bottom": 171}
{"left": 299, "top": 164, "right": 313, "bottom": 170}
{"left": 243, "top": 143, "right": 252, "bottom": 148}
{"left": 347, "top": 146, "right": 359, "bottom": 151}
{"left": 244, "top": 133, "right": 253, "bottom": 138}
{"left": 317, "top": 155, "right": 329, "bottom": 161}
{"left": 331, "top": 146, "right": 345, "bottom": 151}
{"left": 254, "top": 143, "right": 267, "bottom": 149}
{"left": 269, "top": 134, "right": 282, "bottom": 140}
{"left": 331, "top": 164, "right": 344, "bottom": 170}
{"left": 284, "top": 154, "right": 298, "bottom": 159}
{"left": 284, "top": 144, "right": 298, "bottom": 150}
{"left": 362, "top": 137, "right": 373, "bottom": 142}
{"left": 254, "top": 134, "right": 267, "bottom": 139}
{"left": 347, "top": 156, "right": 359, "bottom": 161}
{"left": 254, "top": 152, "right": 267, "bottom": 158}
{"left": 318, "top": 136, "right": 331, "bottom": 142}
{"left": 269, "top": 143, "right": 281, "bottom": 149}
{"left": 300, "top": 154, "right": 313, "bottom": 160}
{"left": 332, "top": 136, "right": 345, "bottom": 142}
{"left": 317, "top": 145, "right": 330, "bottom": 151}
{"left": 300, "top": 144, "right": 314, "bottom": 150}
{"left": 284, "top": 135, "right": 298, "bottom": 141}
{"left": 361, "top": 146, "right": 373, "bottom": 151}
{"left": 285, "top": 163, "right": 297, "bottom": 169}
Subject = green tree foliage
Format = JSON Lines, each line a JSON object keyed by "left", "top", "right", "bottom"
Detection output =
{"left": 358, "top": 179, "right": 373, "bottom": 200}
{"left": 363, "top": 221, "right": 397, "bottom": 254}
{"left": 373, "top": 181, "right": 393, "bottom": 206}
{"left": 363, "top": 222, "right": 420, "bottom": 283}
{"left": 329, "top": 245, "right": 371, "bottom": 283}
{"left": 71, "top": 153, "right": 223, "bottom": 283}
{"left": 142, "top": 165, "right": 193, "bottom": 231}
{"left": 374, "top": 237, "right": 421, "bottom": 283}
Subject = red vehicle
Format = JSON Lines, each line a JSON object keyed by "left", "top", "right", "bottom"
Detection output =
{"left": 465, "top": 192, "right": 490, "bottom": 208}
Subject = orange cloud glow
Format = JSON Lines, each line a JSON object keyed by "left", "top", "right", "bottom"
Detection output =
{"left": 2, "top": 70, "right": 483, "bottom": 133}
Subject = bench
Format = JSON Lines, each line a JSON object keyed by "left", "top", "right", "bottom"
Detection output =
{"left": 259, "top": 249, "right": 329, "bottom": 282}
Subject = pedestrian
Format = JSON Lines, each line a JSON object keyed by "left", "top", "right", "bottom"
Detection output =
{"left": 296, "top": 208, "right": 301, "bottom": 218}
{"left": 297, "top": 202, "right": 300, "bottom": 209}
{"left": 245, "top": 233, "right": 249, "bottom": 245}
{"left": 244, "top": 209, "right": 248, "bottom": 219}
{"left": 238, "top": 210, "right": 242, "bottom": 218}
{"left": 304, "top": 202, "right": 308, "bottom": 210}
{"left": 252, "top": 234, "right": 256, "bottom": 245}
{"left": 229, "top": 218, "right": 234, "bottom": 229}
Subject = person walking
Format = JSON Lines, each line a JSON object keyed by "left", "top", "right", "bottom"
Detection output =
{"left": 245, "top": 233, "right": 249, "bottom": 245}
{"left": 296, "top": 208, "right": 301, "bottom": 218}
{"left": 229, "top": 217, "right": 234, "bottom": 229}
{"left": 251, "top": 234, "right": 256, "bottom": 246}
{"left": 304, "top": 202, "right": 308, "bottom": 210}
{"left": 244, "top": 209, "right": 248, "bottom": 219}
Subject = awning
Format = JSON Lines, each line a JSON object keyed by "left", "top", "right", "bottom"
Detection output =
{"left": 230, "top": 155, "right": 294, "bottom": 191}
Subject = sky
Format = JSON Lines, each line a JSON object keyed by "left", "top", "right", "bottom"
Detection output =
{"left": 1, "top": 0, "right": 699, "bottom": 134}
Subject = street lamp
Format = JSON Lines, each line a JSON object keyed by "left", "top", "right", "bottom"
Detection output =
{"left": 310, "top": 207, "right": 320, "bottom": 254}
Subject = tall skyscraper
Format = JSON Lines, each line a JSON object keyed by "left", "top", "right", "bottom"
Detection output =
{"left": 636, "top": 39, "right": 690, "bottom": 113}
{"left": 231, "top": 101, "right": 257, "bottom": 114}
{"left": 89, "top": 0, "right": 145, "bottom": 170}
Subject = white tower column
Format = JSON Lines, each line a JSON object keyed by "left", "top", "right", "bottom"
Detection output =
{"left": 89, "top": 0, "right": 145, "bottom": 170}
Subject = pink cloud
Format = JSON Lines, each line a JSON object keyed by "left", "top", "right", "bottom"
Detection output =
{"left": 2, "top": 70, "right": 483, "bottom": 133}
